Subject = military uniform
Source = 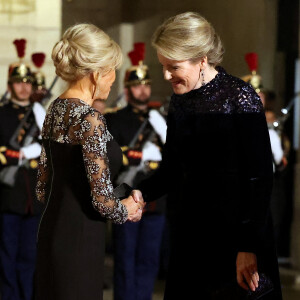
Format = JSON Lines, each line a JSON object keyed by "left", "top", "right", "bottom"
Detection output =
{"left": 105, "top": 42, "right": 168, "bottom": 300}
{"left": 0, "top": 39, "right": 45, "bottom": 300}
{"left": 31, "top": 52, "right": 48, "bottom": 103}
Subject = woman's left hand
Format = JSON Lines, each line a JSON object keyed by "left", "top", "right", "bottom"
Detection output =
{"left": 236, "top": 252, "right": 259, "bottom": 291}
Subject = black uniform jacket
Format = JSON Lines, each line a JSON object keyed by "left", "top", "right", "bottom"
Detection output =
{"left": 105, "top": 104, "right": 166, "bottom": 214}
{"left": 0, "top": 100, "right": 44, "bottom": 215}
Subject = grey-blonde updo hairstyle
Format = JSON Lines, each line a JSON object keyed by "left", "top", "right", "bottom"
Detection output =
{"left": 52, "top": 23, "right": 123, "bottom": 82}
{"left": 152, "top": 12, "right": 224, "bottom": 66}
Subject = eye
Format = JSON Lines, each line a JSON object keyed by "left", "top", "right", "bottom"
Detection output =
{"left": 172, "top": 66, "right": 179, "bottom": 70}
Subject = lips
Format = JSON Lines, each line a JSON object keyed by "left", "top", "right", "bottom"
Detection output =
{"left": 171, "top": 80, "right": 181, "bottom": 87}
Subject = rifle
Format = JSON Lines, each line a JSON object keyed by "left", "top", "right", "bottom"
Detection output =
{"left": 0, "top": 91, "right": 9, "bottom": 104}
{"left": 115, "top": 118, "right": 160, "bottom": 186}
{"left": 0, "top": 76, "right": 58, "bottom": 187}
{"left": 40, "top": 75, "right": 58, "bottom": 107}
{"left": 9, "top": 75, "right": 58, "bottom": 150}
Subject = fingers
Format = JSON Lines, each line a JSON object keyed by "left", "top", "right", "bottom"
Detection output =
{"left": 131, "top": 190, "right": 145, "bottom": 209}
{"left": 237, "top": 270, "right": 258, "bottom": 291}
{"left": 243, "top": 271, "right": 256, "bottom": 291}
{"left": 252, "top": 271, "right": 259, "bottom": 288}
{"left": 255, "top": 271, "right": 259, "bottom": 282}
{"left": 237, "top": 271, "right": 249, "bottom": 290}
{"left": 127, "top": 208, "right": 143, "bottom": 222}
{"left": 236, "top": 252, "right": 259, "bottom": 292}
{"left": 121, "top": 193, "right": 144, "bottom": 222}
{"left": 131, "top": 189, "right": 143, "bottom": 203}
{"left": 121, "top": 196, "right": 142, "bottom": 215}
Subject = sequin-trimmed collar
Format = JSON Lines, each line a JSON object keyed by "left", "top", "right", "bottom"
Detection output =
{"left": 172, "top": 66, "right": 226, "bottom": 98}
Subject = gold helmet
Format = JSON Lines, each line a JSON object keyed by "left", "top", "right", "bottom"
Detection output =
{"left": 31, "top": 52, "right": 46, "bottom": 90}
{"left": 241, "top": 52, "right": 263, "bottom": 93}
{"left": 124, "top": 42, "right": 151, "bottom": 87}
{"left": 8, "top": 39, "right": 33, "bottom": 84}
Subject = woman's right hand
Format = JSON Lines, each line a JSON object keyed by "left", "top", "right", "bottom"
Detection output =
{"left": 236, "top": 252, "right": 259, "bottom": 291}
{"left": 121, "top": 196, "right": 143, "bottom": 222}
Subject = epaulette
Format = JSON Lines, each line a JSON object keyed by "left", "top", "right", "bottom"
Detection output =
{"left": 104, "top": 107, "right": 121, "bottom": 114}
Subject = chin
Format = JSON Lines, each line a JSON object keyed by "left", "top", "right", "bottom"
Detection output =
{"left": 19, "top": 96, "right": 31, "bottom": 101}
{"left": 173, "top": 87, "right": 187, "bottom": 95}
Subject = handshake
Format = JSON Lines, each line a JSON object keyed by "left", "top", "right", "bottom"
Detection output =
{"left": 121, "top": 190, "right": 145, "bottom": 223}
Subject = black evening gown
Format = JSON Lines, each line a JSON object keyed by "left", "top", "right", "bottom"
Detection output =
{"left": 34, "top": 98, "right": 126, "bottom": 300}
{"left": 138, "top": 67, "right": 283, "bottom": 299}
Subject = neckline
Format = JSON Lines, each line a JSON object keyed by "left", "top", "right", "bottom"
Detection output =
{"left": 173, "top": 66, "right": 226, "bottom": 98}
{"left": 57, "top": 97, "right": 93, "bottom": 108}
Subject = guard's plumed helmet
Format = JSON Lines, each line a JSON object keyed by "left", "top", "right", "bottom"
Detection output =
{"left": 124, "top": 42, "right": 151, "bottom": 87}
{"left": 8, "top": 39, "right": 33, "bottom": 83}
{"left": 241, "top": 52, "right": 263, "bottom": 93}
{"left": 8, "top": 39, "right": 33, "bottom": 84}
{"left": 31, "top": 52, "right": 46, "bottom": 90}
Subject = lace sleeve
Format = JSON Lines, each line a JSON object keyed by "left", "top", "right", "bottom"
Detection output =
{"left": 77, "top": 110, "right": 128, "bottom": 224}
{"left": 36, "top": 145, "right": 49, "bottom": 203}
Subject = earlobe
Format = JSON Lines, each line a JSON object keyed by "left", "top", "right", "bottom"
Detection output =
{"left": 124, "top": 88, "right": 130, "bottom": 100}
{"left": 200, "top": 57, "right": 207, "bottom": 70}
{"left": 90, "top": 72, "right": 96, "bottom": 85}
{"left": 91, "top": 71, "right": 100, "bottom": 85}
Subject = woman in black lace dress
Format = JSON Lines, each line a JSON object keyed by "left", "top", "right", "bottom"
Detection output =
{"left": 138, "top": 12, "right": 282, "bottom": 299}
{"left": 34, "top": 24, "right": 144, "bottom": 300}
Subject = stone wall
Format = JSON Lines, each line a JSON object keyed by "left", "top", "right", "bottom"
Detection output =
{"left": 0, "top": 0, "right": 64, "bottom": 104}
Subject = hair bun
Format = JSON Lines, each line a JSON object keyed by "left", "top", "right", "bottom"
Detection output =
{"left": 51, "top": 23, "right": 123, "bottom": 83}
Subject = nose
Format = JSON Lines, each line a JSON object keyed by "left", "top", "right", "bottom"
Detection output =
{"left": 163, "top": 69, "right": 172, "bottom": 81}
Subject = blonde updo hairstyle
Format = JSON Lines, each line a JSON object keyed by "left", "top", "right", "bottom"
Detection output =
{"left": 52, "top": 23, "right": 123, "bottom": 82}
{"left": 152, "top": 12, "right": 224, "bottom": 66}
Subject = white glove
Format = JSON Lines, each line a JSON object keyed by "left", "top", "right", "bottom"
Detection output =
{"left": 21, "top": 143, "right": 42, "bottom": 160}
{"left": 32, "top": 102, "right": 46, "bottom": 132}
{"left": 142, "top": 141, "right": 162, "bottom": 162}
{"left": 268, "top": 128, "right": 283, "bottom": 165}
{"left": 148, "top": 109, "right": 167, "bottom": 144}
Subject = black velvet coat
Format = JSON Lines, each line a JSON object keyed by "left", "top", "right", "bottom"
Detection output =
{"left": 138, "top": 68, "right": 282, "bottom": 299}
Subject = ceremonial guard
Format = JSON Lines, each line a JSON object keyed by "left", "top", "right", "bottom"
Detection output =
{"left": 242, "top": 52, "right": 284, "bottom": 171}
{"left": 0, "top": 39, "right": 45, "bottom": 300}
{"left": 242, "top": 52, "right": 293, "bottom": 260}
{"left": 105, "top": 43, "right": 167, "bottom": 300}
{"left": 31, "top": 52, "right": 48, "bottom": 103}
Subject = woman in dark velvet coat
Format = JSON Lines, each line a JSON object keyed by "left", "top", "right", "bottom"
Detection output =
{"left": 138, "top": 12, "right": 282, "bottom": 299}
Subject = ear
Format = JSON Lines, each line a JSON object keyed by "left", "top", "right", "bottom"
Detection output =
{"left": 7, "top": 83, "right": 12, "bottom": 93}
{"left": 199, "top": 56, "right": 208, "bottom": 69}
{"left": 124, "top": 87, "right": 129, "bottom": 100}
{"left": 90, "top": 71, "right": 100, "bottom": 85}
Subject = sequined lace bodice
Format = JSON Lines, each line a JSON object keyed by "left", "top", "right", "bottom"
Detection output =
{"left": 169, "top": 67, "right": 263, "bottom": 117}
{"left": 36, "top": 98, "right": 127, "bottom": 224}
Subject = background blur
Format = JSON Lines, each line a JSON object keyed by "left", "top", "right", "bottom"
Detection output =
{"left": 2, "top": 0, "right": 300, "bottom": 295}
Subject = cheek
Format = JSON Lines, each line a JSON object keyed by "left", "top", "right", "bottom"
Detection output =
{"left": 186, "top": 71, "right": 199, "bottom": 85}
{"left": 176, "top": 70, "right": 190, "bottom": 82}
{"left": 145, "top": 86, "right": 151, "bottom": 95}
{"left": 12, "top": 85, "right": 20, "bottom": 93}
